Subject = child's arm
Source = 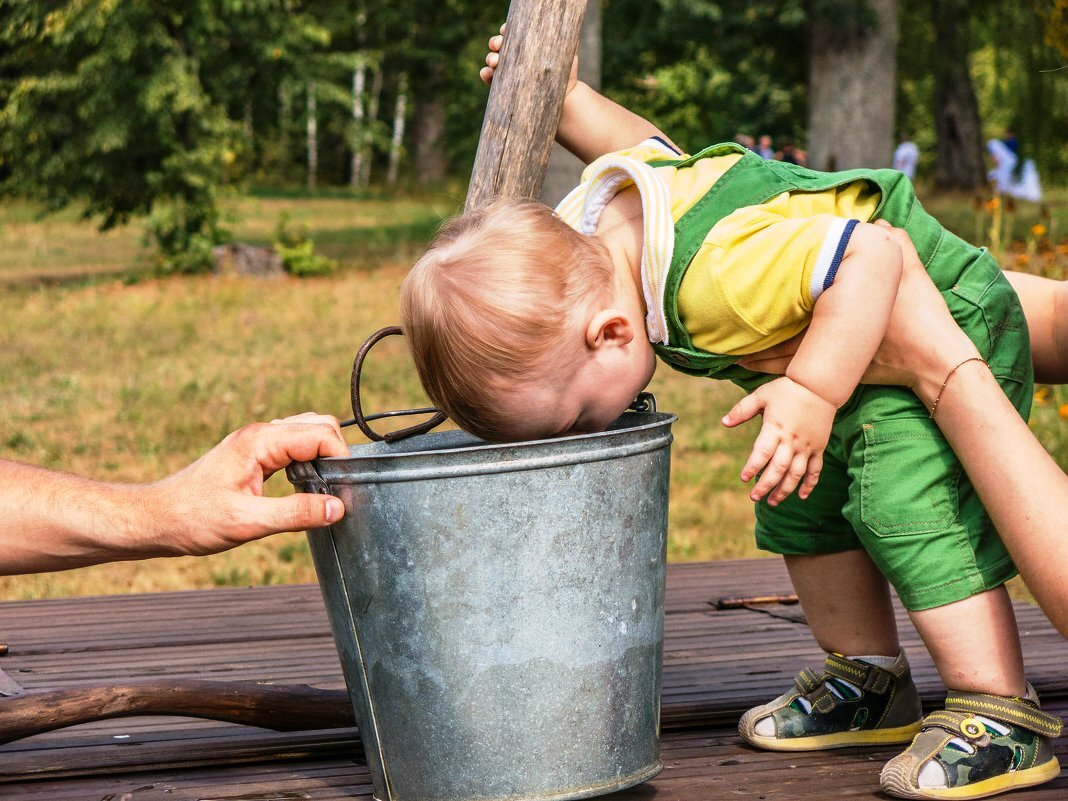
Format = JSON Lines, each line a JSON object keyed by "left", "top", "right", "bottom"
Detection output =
{"left": 480, "top": 26, "right": 681, "bottom": 163}
{"left": 723, "top": 223, "right": 903, "bottom": 505}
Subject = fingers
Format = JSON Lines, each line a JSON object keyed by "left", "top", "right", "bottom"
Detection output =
{"left": 748, "top": 441, "right": 794, "bottom": 501}
{"left": 243, "top": 420, "right": 348, "bottom": 477}
{"left": 797, "top": 452, "right": 823, "bottom": 500}
{"left": 739, "top": 424, "right": 779, "bottom": 484}
{"left": 722, "top": 390, "right": 766, "bottom": 428}
{"left": 271, "top": 412, "right": 344, "bottom": 446}
{"left": 481, "top": 30, "right": 504, "bottom": 86}
{"left": 748, "top": 446, "right": 823, "bottom": 506}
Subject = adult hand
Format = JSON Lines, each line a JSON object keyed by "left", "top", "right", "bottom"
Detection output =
{"left": 145, "top": 412, "right": 348, "bottom": 558}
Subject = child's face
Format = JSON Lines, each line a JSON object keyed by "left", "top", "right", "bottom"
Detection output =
{"left": 501, "top": 335, "right": 656, "bottom": 441}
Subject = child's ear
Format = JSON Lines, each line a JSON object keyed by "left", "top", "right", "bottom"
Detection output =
{"left": 585, "top": 309, "right": 635, "bottom": 350}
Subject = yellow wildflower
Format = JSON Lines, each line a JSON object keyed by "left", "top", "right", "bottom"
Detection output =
{"left": 1031, "top": 223, "right": 1047, "bottom": 237}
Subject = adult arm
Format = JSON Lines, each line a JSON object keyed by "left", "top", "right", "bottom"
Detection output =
{"left": 0, "top": 413, "right": 348, "bottom": 576}
{"left": 739, "top": 230, "right": 1068, "bottom": 635}
{"left": 862, "top": 255, "right": 1068, "bottom": 634}
{"left": 480, "top": 26, "right": 680, "bottom": 163}
{"left": 1005, "top": 271, "right": 1068, "bottom": 384}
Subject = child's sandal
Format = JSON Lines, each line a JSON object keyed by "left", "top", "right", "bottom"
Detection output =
{"left": 738, "top": 650, "right": 923, "bottom": 751}
{"left": 880, "top": 683, "right": 1062, "bottom": 799}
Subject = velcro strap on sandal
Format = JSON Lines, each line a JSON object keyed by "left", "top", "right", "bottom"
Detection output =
{"left": 794, "top": 668, "right": 836, "bottom": 713}
{"left": 921, "top": 710, "right": 973, "bottom": 736}
{"left": 945, "top": 691, "right": 1063, "bottom": 738}
{"left": 825, "top": 653, "right": 893, "bottom": 694}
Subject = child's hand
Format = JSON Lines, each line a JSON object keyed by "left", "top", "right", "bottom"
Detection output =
{"left": 479, "top": 24, "right": 578, "bottom": 96}
{"left": 721, "top": 377, "right": 836, "bottom": 506}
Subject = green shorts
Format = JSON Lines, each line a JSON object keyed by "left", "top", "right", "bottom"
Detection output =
{"left": 754, "top": 242, "right": 1032, "bottom": 611}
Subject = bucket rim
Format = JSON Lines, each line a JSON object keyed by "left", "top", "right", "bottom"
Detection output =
{"left": 324, "top": 410, "right": 676, "bottom": 463}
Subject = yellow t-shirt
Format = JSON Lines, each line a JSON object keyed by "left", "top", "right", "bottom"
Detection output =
{"left": 555, "top": 139, "right": 881, "bottom": 355}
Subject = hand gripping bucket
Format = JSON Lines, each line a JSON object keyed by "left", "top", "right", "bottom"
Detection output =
{"left": 288, "top": 383, "right": 673, "bottom": 801}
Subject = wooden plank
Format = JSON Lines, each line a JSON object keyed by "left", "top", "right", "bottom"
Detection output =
{"left": 1, "top": 559, "right": 1066, "bottom": 795}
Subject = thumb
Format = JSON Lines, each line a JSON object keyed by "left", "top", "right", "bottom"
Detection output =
{"left": 722, "top": 390, "right": 766, "bottom": 428}
{"left": 237, "top": 493, "right": 346, "bottom": 539}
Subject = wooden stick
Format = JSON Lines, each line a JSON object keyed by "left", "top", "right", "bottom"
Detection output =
{"left": 713, "top": 594, "right": 800, "bottom": 610}
{"left": 465, "top": 0, "right": 587, "bottom": 210}
{"left": 0, "top": 680, "right": 354, "bottom": 745}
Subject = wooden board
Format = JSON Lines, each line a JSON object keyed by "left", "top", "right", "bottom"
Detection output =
{"left": 1, "top": 558, "right": 1066, "bottom": 800}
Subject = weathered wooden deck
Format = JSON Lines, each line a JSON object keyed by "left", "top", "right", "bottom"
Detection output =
{"left": 1, "top": 558, "right": 1066, "bottom": 799}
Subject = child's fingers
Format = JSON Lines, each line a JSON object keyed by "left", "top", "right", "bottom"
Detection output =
{"left": 489, "top": 34, "right": 503, "bottom": 52}
{"left": 486, "top": 51, "right": 499, "bottom": 69}
{"left": 767, "top": 452, "right": 811, "bottom": 506}
{"left": 722, "top": 390, "right": 765, "bottom": 428}
{"left": 797, "top": 453, "right": 824, "bottom": 500}
{"left": 749, "top": 442, "right": 794, "bottom": 502}
{"left": 479, "top": 66, "right": 493, "bottom": 85}
{"left": 739, "top": 427, "right": 778, "bottom": 483}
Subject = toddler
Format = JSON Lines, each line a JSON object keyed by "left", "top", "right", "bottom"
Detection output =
{"left": 399, "top": 31, "right": 1062, "bottom": 799}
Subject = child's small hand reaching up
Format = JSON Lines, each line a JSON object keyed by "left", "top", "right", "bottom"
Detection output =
{"left": 479, "top": 23, "right": 578, "bottom": 97}
{"left": 722, "top": 377, "right": 836, "bottom": 506}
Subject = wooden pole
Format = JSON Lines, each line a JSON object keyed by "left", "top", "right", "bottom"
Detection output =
{"left": 465, "top": 0, "right": 588, "bottom": 211}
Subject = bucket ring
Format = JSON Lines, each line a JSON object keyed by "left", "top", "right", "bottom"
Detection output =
{"left": 342, "top": 326, "right": 448, "bottom": 443}
{"left": 340, "top": 326, "right": 659, "bottom": 444}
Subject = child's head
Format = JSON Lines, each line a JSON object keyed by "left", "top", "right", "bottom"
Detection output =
{"left": 400, "top": 198, "right": 655, "bottom": 442}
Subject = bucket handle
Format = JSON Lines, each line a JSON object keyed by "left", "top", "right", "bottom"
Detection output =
{"left": 341, "top": 326, "right": 448, "bottom": 443}
{"left": 339, "top": 326, "right": 659, "bottom": 444}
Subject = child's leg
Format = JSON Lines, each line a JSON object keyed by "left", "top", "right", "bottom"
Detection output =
{"left": 881, "top": 590, "right": 1059, "bottom": 800}
{"left": 908, "top": 586, "right": 1025, "bottom": 697}
{"left": 738, "top": 550, "right": 923, "bottom": 751}
{"left": 785, "top": 550, "right": 899, "bottom": 656}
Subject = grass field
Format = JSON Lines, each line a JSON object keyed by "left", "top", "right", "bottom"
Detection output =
{"left": 1, "top": 188, "right": 1065, "bottom": 600}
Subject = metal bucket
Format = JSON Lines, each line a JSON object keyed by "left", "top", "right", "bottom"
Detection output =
{"left": 288, "top": 410, "right": 674, "bottom": 801}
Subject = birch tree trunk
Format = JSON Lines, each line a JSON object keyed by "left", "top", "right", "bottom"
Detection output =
{"left": 387, "top": 72, "right": 408, "bottom": 187}
{"left": 806, "top": 0, "right": 898, "bottom": 171}
{"left": 306, "top": 81, "right": 318, "bottom": 191}
{"left": 350, "top": 58, "right": 366, "bottom": 187}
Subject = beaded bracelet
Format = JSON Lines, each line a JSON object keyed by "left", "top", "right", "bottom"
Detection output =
{"left": 929, "top": 357, "right": 987, "bottom": 418}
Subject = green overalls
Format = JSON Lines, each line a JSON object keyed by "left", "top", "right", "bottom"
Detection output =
{"left": 651, "top": 143, "right": 1032, "bottom": 611}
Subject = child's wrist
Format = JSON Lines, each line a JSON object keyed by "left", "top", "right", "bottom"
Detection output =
{"left": 783, "top": 371, "right": 843, "bottom": 409}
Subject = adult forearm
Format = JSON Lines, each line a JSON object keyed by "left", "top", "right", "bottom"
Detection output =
{"left": 916, "top": 361, "right": 1068, "bottom": 633}
{"left": 0, "top": 461, "right": 152, "bottom": 575}
{"left": 1005, "top": 271, "right": 1068, "bottom": 384}
{"left": 556, "top": 81, "right": 677, "bottom": 164}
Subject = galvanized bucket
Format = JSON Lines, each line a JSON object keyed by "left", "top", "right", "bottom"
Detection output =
{"left": 288, "top": 408, "right": 674, "bottom": 801}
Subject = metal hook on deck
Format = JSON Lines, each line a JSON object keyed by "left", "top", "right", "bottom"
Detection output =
{"left": 341, "top": 326, "right": 448, "bottom": 443}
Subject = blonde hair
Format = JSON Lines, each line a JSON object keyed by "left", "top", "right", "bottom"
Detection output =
{"left": 400, "top": 198, "right": 615, "bottom": 441}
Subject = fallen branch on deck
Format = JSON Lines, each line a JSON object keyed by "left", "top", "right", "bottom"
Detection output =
{"left": 0, "top": 680, "right": 353, "bottom": 745}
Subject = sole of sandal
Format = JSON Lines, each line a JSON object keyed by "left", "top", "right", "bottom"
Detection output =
{"left": 740, "top": 720, "right": 923, "bottom": 752}
{"left": 880, "top": 756, "right": 1061, "bottom": 799}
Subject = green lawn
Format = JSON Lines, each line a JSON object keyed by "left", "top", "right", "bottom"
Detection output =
{"left": 0, "top": 189, "right": 1065, "bottom": 600}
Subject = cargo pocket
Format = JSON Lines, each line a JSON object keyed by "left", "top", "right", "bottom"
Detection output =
{"left": 858, "top": 417, "right": 962, "bottom": 538}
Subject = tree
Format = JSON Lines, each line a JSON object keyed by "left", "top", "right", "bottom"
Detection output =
{"left": 0, "top": 1, "right": 328, "bottom": 270}
{"left": 806, "top": 0, "right": 898, "bottom": 171}
{"left": 927, "top": 0, "right": 986, "bottom": 190}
